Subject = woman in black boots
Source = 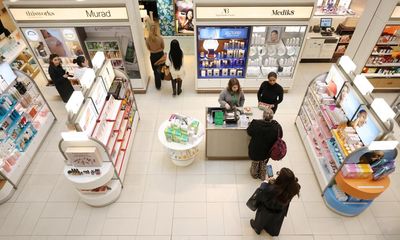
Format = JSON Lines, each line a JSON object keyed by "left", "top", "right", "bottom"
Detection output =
{"left": 166, "top": 39, "right": 185, "bottom": 96}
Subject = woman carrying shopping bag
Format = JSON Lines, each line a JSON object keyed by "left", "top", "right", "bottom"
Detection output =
{"left": 247, "top": 108, "right": 283, "bottom": 180}
{"left": 248, "top": 167, "right": 300, "bottom": 236}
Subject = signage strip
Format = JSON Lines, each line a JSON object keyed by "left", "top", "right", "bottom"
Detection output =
{"left": 196, "top": 6, "right": 314, "bottom": 20}
{"left": 9, "top": 7, "right": 129, "bottom": 22}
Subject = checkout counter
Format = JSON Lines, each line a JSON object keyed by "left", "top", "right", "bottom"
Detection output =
{"left": 206, "top": 107, "right": 263, "bottom": 159}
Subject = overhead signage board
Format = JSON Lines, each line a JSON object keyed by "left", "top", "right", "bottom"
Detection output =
{"left": 196, "top": 6, "right": 314, "bottom": 20}
{"left": 9, "top": 7, "right": 129, "bottom": 22}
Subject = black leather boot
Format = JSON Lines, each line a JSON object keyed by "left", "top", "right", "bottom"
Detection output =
{"left": 177, "top": 80, "right": 182, "bottom": 95}
{"left": 171, "top": 79, "right": 177, "bottom": 96}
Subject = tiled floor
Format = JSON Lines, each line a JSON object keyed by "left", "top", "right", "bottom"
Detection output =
{"left": 0, "top": 56, "right": 399, "bottom": 240}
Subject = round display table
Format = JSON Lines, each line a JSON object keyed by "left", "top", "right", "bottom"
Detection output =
{"left": 158, "top": 119, "right": 204, "bottom": 167}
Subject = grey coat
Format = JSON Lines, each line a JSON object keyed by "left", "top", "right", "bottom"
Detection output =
{"left": 218, "top": 89, "right": 245, "bottom": 108}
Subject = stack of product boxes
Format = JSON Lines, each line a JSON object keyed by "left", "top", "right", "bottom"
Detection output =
{"left": 342, "top": 163, "right": 373, "bottom": 178}
{"left": 164, "top": 114, "right": 200, "bottom": 144}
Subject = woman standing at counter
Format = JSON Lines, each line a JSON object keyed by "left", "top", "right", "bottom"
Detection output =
{"left": 219, "top": 78, "right": 245, "bottom": 109}
{"left": 48, "top": 54, "right": 74, "bottom": 103}
{"left": 257, "top": 72, "right": 283, "bottom": 113}
{"left": 247, "top": 109, "right": 282, "bottom": 180}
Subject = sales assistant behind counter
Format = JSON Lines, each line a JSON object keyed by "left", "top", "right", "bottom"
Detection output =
{"left": 219, "top": 78, "right": 245, "bottom": 110}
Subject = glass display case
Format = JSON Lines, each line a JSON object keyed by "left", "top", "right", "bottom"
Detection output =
{"left": 197, "top": 26, "right": 250, "bottom": 79}
{"left": 246, "top": 25, "right": 307, "bottom": 79}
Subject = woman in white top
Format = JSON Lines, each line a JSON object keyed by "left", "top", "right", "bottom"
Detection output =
{"left": 166, "top": 39, "right": 185, "bottom": 96}
{"left": 73, "top": 56, "right": 89, "bottom": 82}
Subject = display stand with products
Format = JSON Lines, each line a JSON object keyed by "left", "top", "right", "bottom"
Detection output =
{"left": 0, "top": 31, "right": 40, "bottom": 79}
{"left": 194, "top": 1, "right": 314, "bottom": 92}
{"left": 59, "top": 59, "right": 140, "bottom": 207}
{"left": 295, "top": 56, "right": 398, "bottom": 216}
{"left": 85, "top": 39, "right": 126, "bottom": 72}
{"left": 332, "top": 23, "right": 355, "bottom": 62}
{"left": 0, "top": 62, "right": 56, "bottom": 203}
{"left": 362, "top": 25, "right": 400, "bottom": 90}
{"left": 158, "top": 114, "right": 204, "bottom": 167}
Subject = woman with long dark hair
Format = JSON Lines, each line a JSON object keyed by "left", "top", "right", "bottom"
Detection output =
{"left": 166, "top": 39, "right": 185, "bottom": 96}
{"left": 48, "top": 54, "right": 74, "bottom": 103}
{"left": 250, "top": 167, "right": 300, "bottom": 236}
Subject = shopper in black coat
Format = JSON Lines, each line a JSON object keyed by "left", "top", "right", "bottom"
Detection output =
{"left": 247, "top": 108, "right": 282, "bottom": 180}
{"left": 48, "top": 54, "right": 74, "bottom": 103}
{"left": 250, "top": 167, "right": 300, "bottom": 236}
{"left": 257, "top": 72, "right": 284, "bottom": 113}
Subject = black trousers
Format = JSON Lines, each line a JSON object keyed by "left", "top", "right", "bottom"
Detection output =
{"left": 150, "top": 51, "right": 164, "bottom": 89}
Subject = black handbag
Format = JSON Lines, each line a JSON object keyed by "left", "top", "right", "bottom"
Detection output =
{"left": 246, "top": 188, "right": 262, "bottom": 211}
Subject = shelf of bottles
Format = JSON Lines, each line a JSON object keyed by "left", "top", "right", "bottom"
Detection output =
{"left": 246, "top": 25, "right": 306, "bottom": 79}
{"left": 197, "top": 26, "right": 250, "bottom": 79}
{"left": 85, "top": 40, "right": 125, "bottom": 71}
{"left": 362, "top": 25, "right": 400, "bottom": 78}
{"left": 0, "top": 65, "right": 54, "bottom": 195}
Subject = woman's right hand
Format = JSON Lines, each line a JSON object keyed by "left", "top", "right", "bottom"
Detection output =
{"left": 63, "top": 74, "right": 69, "bottom": 78}
{"left": 225, "top": 103, "right": 231, "bottom": 110}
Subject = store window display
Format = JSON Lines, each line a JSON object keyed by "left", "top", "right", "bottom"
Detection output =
{"left": 41, "top": 29, "right": 67, "bottom": 57}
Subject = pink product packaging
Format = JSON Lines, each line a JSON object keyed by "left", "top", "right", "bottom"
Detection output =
{"left": 342, "top": 164, "right": 359, "bottom": 178}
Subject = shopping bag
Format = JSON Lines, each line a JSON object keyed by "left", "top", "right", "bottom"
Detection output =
{"left": 246, "top": 188, "right": 262, "bottom": 211}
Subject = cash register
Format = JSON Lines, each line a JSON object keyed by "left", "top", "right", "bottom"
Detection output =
{"left": 320, "top": 18, "right": 333, "bottom": 36}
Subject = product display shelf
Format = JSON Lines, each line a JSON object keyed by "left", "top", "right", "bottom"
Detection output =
{"left": 63, "top": 162, "right": 114, "bottom": 190}
{"left": 59, "top": 60, "right": 139, "bottom": 206}
{"left": 331, "top": 130, "right": 350, "bottom": 157}
{"left": 85, "top": 39, "right": 125, "bottom": 71}
{"left": 118, "top": 112, "right": 139, "bottom": 182}
{"left": 298, "top": 63, "right": 399, "bottom": 216}
{"left": 365, "top": 63, "right": 400, "bottom": 67}
{"left": 0, "top": 67, "right": 56, "bottom": 204}
{"left": 296, "top": 116, "right": 330, "bottom": 190}
{"left": 7, "top": 112, "right": 53, "bottom": 185}
{"left": 361, "top": 25, "right": 400, "bottom": 91}
{"left": 78, "top": 179, "right": 122, "bottom": 207}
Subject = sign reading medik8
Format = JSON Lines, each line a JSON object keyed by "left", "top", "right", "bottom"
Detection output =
{"left": 9, "top": 7, "right": 128, "bottom": 21}
{"left": 196, "top": 6, "right": 313, "bottom": 20}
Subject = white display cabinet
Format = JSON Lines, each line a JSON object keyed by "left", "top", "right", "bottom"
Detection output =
{"left": 59, "top": 60, "right": 139, "bottom": 207}
{"left": 247, "top": 25, "right": 307, "bottom": 82}
{"left": 0, "top": 63, "right": 56, "bottom": 203}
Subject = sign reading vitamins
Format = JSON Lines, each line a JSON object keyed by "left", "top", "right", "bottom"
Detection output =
{"left": 9, "top": 7, "right": 129, "bottom": 21}
{"left": 196, "top": 6, "right": 313, "bottom": 20}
